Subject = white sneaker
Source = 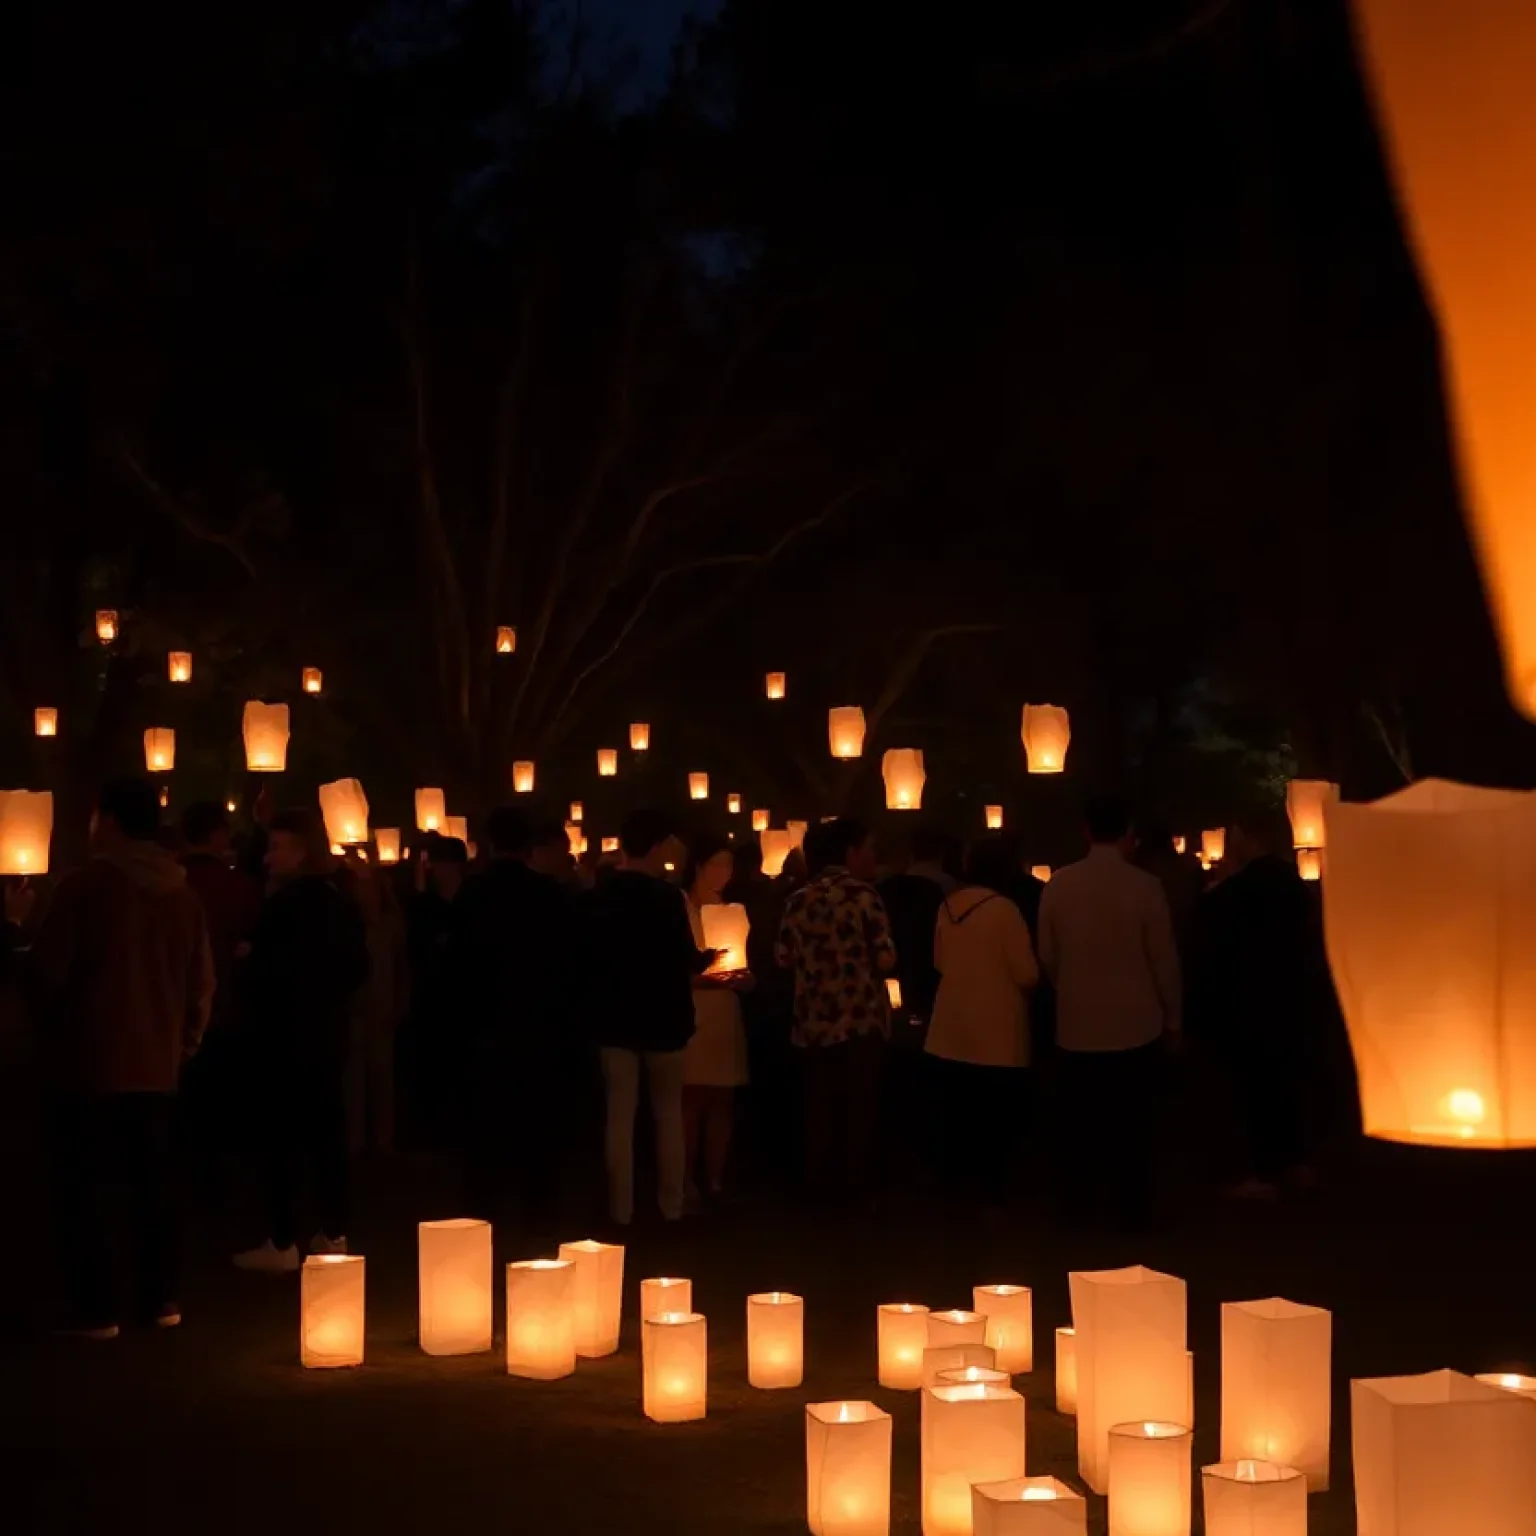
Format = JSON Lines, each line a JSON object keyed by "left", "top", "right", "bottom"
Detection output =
{"left": 309, "top": 1233, "right": 348, "bottom": 1257}
{"left": 233, "top": 1239, "right": 301, "bottom": 1273}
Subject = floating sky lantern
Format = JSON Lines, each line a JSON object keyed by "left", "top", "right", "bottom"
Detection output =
{"left": 882, "top": 749, "right": 926, "bottom": 810}
{"left": 415, "top": 788, "right": 446, "bottom": 832}
{"left": 761, "top": 829, "right": 794, "bottom": 878}
{"left": 766, "top": 671, "right": 786, "bottom": 700}
{"left": 752, "top": 808, "right": 770, "bottom": 833}
{"left": 167, "top": 651, "right": 192, "bottom": 683}
{"left": 496, "top": 626, "right": 516, "bottom": 654}
{"left": 242, "top": 701, "right": 290, "bottom": 772}
{"left": 0, "top": 790, "right": 53, "bottom": 875}
{"left": 1285, "top": 779, "right": 1339, "bottom": 849}
{"left": 1172, "top": 836, "right": 1186, "bottom": 855}
{"left": 318, "top": 778, "right": 369, "bottom": 848}
{"left": 1297, "top": 848, "right": 1322, "bottom": 882}
{"left": 829, "top": 707, "right": 866, "bottom": 760}
{"left": 973, "top": 1475, "right": 1087, "bottom": 1534}
{"left": 1202, "top": 829, "right": 1226, "bottom": 864}
{"left": 33, "top": 708, "right": 56, "bottom": 738}
{"left": 701, "top": 904, "right": 750, "bottom": 974}
{"left": 94, "top": 608, "right": 118, "bottom": 644}
{"left": 143, "top": 728, "right": 175, "bottom": 774}
{"left": 1021, "top": 704, "right": 1070, "bottom": 773}
{"left": 512, "top": 760, "right": 535, "bottom": 794}
{"left": 374, "top": 829, "right": 401, "bottom": 864}
{"left": 985, "top": 805, "right": 1004, "bottom": 830}
{"left": 570, "top": 800, "right": 584, "bottom": 824}
{"left": 301, "top": 667, "right": 322, "bottom": 695}
{"left": 597, "top": 749, "right": 618, "bottom": 777}
{"left": 630, "top": 721, "right": 650, "bottom": 751}
{"left": 727, "top": 793, "right": 742, "bottom": 815}
{"left": 441, "top": 815, "right": 468, "bottom": 844}
{"left": 601, "top": 836, "right": 619, "bottom": 854}
{"left": 689, "top": 772, "right": 709, "bottom": 801}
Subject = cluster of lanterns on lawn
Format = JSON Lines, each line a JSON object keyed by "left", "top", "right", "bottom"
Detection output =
{"left": 294, "top": 1235, "right": 1536, "bottom": 1533}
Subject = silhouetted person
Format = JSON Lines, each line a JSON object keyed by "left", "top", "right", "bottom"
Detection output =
{"left": 234, "top": 810, "right": 368, "bottom": 1270}
{"left": 401, "top": 833, "right": 468, "bottom": 1149}
{"left": 1038, "top": 796, "right": 1181, "bottom": 1231}
{"left": 1133, "top": 815, "right": 1204, "bottom": 967}
{"left": 878, "top": 826, "right": 948, "bottom": 1027}
{"left": 33, "top": 776, "right": 214, "bottom": 1335}
{"left": 347, "top": 858, "right": 408, "bottom": 1155}
{"left": 528, "top": 820, "right": 576, "bottom": 883}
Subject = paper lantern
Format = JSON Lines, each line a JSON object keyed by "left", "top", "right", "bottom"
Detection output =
{"left": 929, "top": 1309, "right": 987, "bottom": 1348}
{"left": 565, "top": 821, "right": 583, "bottom": 856}
{"left": 886, "top": 977, "right": 903, "bottom": 1010}
{"left": 640, "top": 1276, "right": 692, "bottom": 1322}
{"left": 299, "top": 666, "right": 322, "bottom": 695}
{"left": 1031, "top": 865, "right": 1052, "bottom": 884}
{"left": 1297, "top": 849, "right": 1322, "bottom": 882}
{"left": 160, "top": 786, "right": 171, "bottom": 809}
{"left": 319, "top": 778, "right": 369, "bottom": 847}
{"left": 1202, "top": 829, "right": 1225, "bottom": 863}
{"left": 766, "top": 671, "right": 786, "bottom": 700}
{"left": 375, "top": 828, "right": 401, "bottom": 864}
{"left": 33, "top": 708, "right": 56, "bottom": 738}
{"left": 1057, "top": 1327, "right": 1078, "bottom": 1414}
{"left": 1172, "top": 836, "right": 1186, "bottom": 855}
{"left": 512, "top": 760, "right": 535, "bottom": 794}
{"left": 938, "top": 1366, "right": 1011, "bottom": 1393}
{"left": 0, "top": 790, "right": 53, "bottom": 875}
{"left": 142, "top": 728, "right": 175, "bottom": 773}
{"left": 700, "top": 903, "right": 750, "bottom": 974}
{"left": 922, "top": 1382, "right": 1027, "bottom": 1536}
{"left": 985, "top": 805, "right": 1004, "bottom": 830}
{"left": 973, "top": 1476, "right": 1088, "bottom": 1535}
{"left": 1352, "top": 1369, "right": 1536, "bottom": 1535}
{"left": 505, "top": 1259, "right": 576, "bottom": 1380}
{"left": 629, "top": 721, "right": 650, "bottom": 751}
{"left": 415, "top": 788, "right": 446, "bottom": 832}
{"left": 747, "top": 1291, "right": 804, "bottom": 1388}
{"left": 976, "top": 1285, "right": 1033, "bottom": 1374}
{"left": 1201, "top": 1461, "right": 1305, "bottom": 1536}
{"left": 787, "top": 819, "right": 809, "bottom": 848}
{"left": 1021, "top": 704, "right": 1070, "bottom": 773}
{"left": 752, "top": 828, "right": 789, "bottom": 878}
{"left": 441, "top": 815, "right": 468, "bottom": 843}
{"left": 597, "top": 749, "right": 618, "bottom": 777}
{"left": 1107, "top": 1422, "right": 1192, "bottom": 1536}
{"left": 642, "top": 1310, "right": 707, "bottom": 1422}
{"left": 878, "top": 1303, "right": 931, "bottom": 1390}
{"left": 94, "top": 608, "right": 118, "bottom": 643}
{"left": 689, "top": 772, "right": 709, "bottom": 800}
{"left": 301, "top": 1254, "right": 365, "bottom": 1368}
{"left": 601, "top": 836, "right": 619, "bottom": 854}
{"left": 559, "top": 1238, "right": 625, "bottom": 1358}
{"left": 883, "top": 749, "right": 926, "bottom": 811}
{"left": 1353, "top": 2, "right": 1536, "bottom": 717}
{"left": 1220, "top": 1298, "right": 1331, "bottom": 1491}
{"left": 496, "top": 625, "right": 517, "bottom": 654}
{"left": 923, "top": 1344, "right": 999, "bottom": 1389}
{"left": 1285, "top": 779, "right": 1338, "bottom": 850}
{"left": 225, "top": 798, "right": 237, "bottom": 814}
{"left": 807, "top": 1401, "right": 892, "bottom": 1536}
{"left": 752, "top": 808, "right": 770, "bottom": 832}
{"left": 242, "top": 701, "right": 290, "bottom": 772}
{"left": 1197, "top": 852, "right": 1212, "bottom": 873}
{"left": 1071, "top": 1266, "right": 1188, "bottom": 1493}
{"left": 829, "top": 707, "right": 867, "bottom": 760}
{"left": 418, "top": 1218, "right": 492, "bottom": 1355}
{"left": 565, "top": 800, "right": 582, "bottom": 824}
{"left": 727, "top": 793, "right": 742, "bottom": 815}
{"left": 1184, "top": 1352, "right": 1195, "bottom": 1429}
{"left": 167, "top": 651, "right": 192, "bottom": 683}
{"left": 1325, "top": 779, "right": 1536, "bottom": 1146}
{"left": 1476, "top": 1372, "right": 1536, "bottom": 1400}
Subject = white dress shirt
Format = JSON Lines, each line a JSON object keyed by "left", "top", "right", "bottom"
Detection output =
{"left": 925, "top": 887, "right": 1039, "bottom": 1068}
{"left": 1038, "top": 843, "right": 1181, "bottom": 1053}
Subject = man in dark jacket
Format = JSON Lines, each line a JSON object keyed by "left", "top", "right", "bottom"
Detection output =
{"left": 581, "top": 809, "right": 712, "bottom": 1225}
{"left": 234, "top": 809, "right": 368, "bottom": 1271}
{"left": 33, "top": 776, "right": 215, "bottom": 1335}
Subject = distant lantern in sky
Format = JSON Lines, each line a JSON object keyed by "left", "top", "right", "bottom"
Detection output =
{"left": 375, "top": 829, "right": 401, "bottom": 865}
{"left": 882, "top": 749, "right": 926, "bottom": 810}
{"left": 513, "top": 760, "right": 535, "bottom": 794}
{"left": 94, "top": 609, "right": 118, "bottom": 644}
{"left": 1173, "top": 836, "right": 1187, "bottom": 855}
{"left": 242, "top": 701, "right": 290, "bottom": 773}
{"left": 143, "top": 728, "right": 175, "bottom": 774}
{"left": 1354, "top": 0, "right": 1536, "bottom": 719}
{"left": 33, "top": 708, "right": 56, "bottom": 738}
{"left": 565, "top": 822, "right": 583, "bottom": 856}
{"left": 496, "top": 626, "right": 517, "bottom": 654}
{"left": 1298, "top": 848, "right": 1323, "bottom": 882}
{"left": 726, "top": 794, "right": 742, "bottom": 816}
{"left": 1031, "top": 865, "right": 1052, "bottom": 883}
{"left": 570, "top": 800, "right": 584, "bottom": 824}
{"left": 1202, "top": 828, "right": 1226, "bottom": 864}
{"left": 319, "top": 778, "right": 370, "bottom": 848}
{"left": 828, "top": 707, "right": 866, "bottom": 760}
{"left": 0, "top": 789, "right": 54, "bottom": 875}
{"left": 415, "top": 788, "right": 446, "bottom": 832}
{"left": 689, "top": 773, "right": 709, "bottom": 801}
{"left": 985, "top": 805, "right": 1004, "bottom": 830}
{"left": 167, "top": 651, "right": 192, "bottom": 684}
{"left": 301, "top": 667, "right": 323, "bottom": 695}
{"left": 442, "top": 815, "right": 468, "bottom": 844}
{"left": 765, "top": 671, "right": 786, "bottom": 700}
{"left": 597, "top": 749, "right": 618, "bottom": 778}
{"left": 1021, "top": 704, "right": 1070, "bottom": 773}
{"left": 1286, "top": 779, "right": 1340, "bottom": 850}
{"left": 629, "top": 721, "right": 650, "bottom": 752}
{"left": 752, "top": 808, "right": 770, "bottom": 833}
{"left": 601, "top": 836, "right": 619, "bottom": 854}
{"left": 760, "top": 830, "right": 794, "bottom": 878}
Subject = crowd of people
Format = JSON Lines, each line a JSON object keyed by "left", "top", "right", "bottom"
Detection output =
{"left": 0, "top": 777, "right": 1338, "bottom": 1338}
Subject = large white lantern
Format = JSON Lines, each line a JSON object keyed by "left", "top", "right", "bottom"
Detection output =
{"left": 418, "top": 1218, "right": 492, "bottom": 1355}
{"left": 242, "top": 701, "right": 290, "bottom": 772}
{"left": 318, "top": 778, "right": 370, "bottom": 848}
{"left": 1220, "top": 1298, "right": 1331, "bottom": 1491}
{"left": 1021, "top": 704, "right": 1070, "bottom": 773}
{"left": 761, "top": 829, "right": 794, "bottom": 878}
{"left": 806, "top": 1401, "right": 891, "bottom": 1536}
{"left": 0, "top": 790, "right": 54, "bottom": 875}
{"left": 558, "top": 1238, "right": 624, "bottom": 1358}
{"left": 882, "top": 749, "right": 926, "bottom": 810}
{"left": 829, "top": 707, "right": 867, "bottom": 760}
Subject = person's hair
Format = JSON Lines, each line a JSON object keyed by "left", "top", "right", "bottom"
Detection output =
{"left": 1232, "top": 806, "right": 1289, "bottom": 854}
{"left": 428, "top": 835, "right": 469, "bottom": 866}
{"left": 809, "top": 816, "right": 869, "bottom": 876}
{"left": 484, "top": 806, "right": 533, "bottom": 857}
{"left": 620, "top": 808, "right": 675, "bottom": 860}
{"left": 731, "top": 838, "right": 764, "bottom": 881}
{"left": 98, "top": 776, "right": 161, "bottom": 842}
{"left": 681, "top": 832, "right": 733, "bottom": 893}
{"left": 268, "top": 807, "right": 332, "bottom": 871}
{"left": 180, "top": 800, "right": 228, "bottom": 849}
{"left": 1084, "top": 795, "right": 1131, "bottom": 844}
{"left": 910, "top": 825, "right": 948, "bottom": 865}
{"left": 531, "top": 819, "right": 569, "bottom": 851}
{"left": 965, "top": 835, "right": 1020, "bottom": 894}
{"left": 1134, "top": 812, "right": 1174, "bottom": 854}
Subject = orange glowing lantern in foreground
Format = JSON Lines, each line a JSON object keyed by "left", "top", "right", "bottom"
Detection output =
{"left": 922, "top": 1383, "right": 1027, "bottom": 1536}
{"left": 143, "top": 728, "right": 176, "bottom": 774}
{"left": 242, "top": 701, "right": 290, "bottom": 772}
{"left": 0, "top": 790, "right": 53, "bottom": 875}
{"left": 640, "top": 1276, "right": 692, "bottom": 1322}
{"left": 1202, "top": 828, "right": 1226, "bottom": 864}
{"left": 985, "top": 805, "right": 1004, "bottom": 830}
{"left": 752, "top": 808, "right": 770, "bottom": 833}
{"left": 1220, "top": 1297, "right": 1331, "bottom": 1491}
{"left": 418, "top": 1218, "right": 492, "bottom": 1356}
{"left": 319, "top": 778, "right": 370, "bottom": 847}
{"left": 558, "top": 1238, "right": 625, "bottom": 1359}
{"left": 877, "top": 1302, "right": 930, "bottom": 1391}
{"left": 1021, "top": 704, "right": 1070, "bottom": 773}
{"left": 882, "top": 749, "right": 925, "bottom": 810}
{"left": 33, "top": 708, "right": 57, "bottom": 738}
{"left": 415, "top": 788, "right": 446, "bottom": 832}
{"left": 512, "top": 760, "right": 535, "bottom": 794}
{"left": 94, "top": 609, "right": 118, "bottom": 643}
{"left": 973, "top": 1476, "right": 1087, "bottom": 1534}
{"left": 747, "top": 1291, "right": 804, "bottom": 1389}
{"left": 806, "top": 1400, "right": 892, "bottom": 1536}
{"left": 829, "top": 707, "right": 866, "bottom": 760}
{"left": 597, "top": 749, "right": 618, "bottom": 777}
{"left": 1285, "top": 778, "right": 1338, "bottom": 849}
{"left": 975, "top": 1284, "right": 1033, "bottom": 1374}
{"left": 642, "top": 1310, "right": 708, "bottom": 1422}
{"left": 505, "top": 1259, "right": 575, "bottom": 1380}
{"left": 700, "top": 903, "right": 750, "bottom": 974}
{"left": 1354, "top": 1, "right": 1536, "bottom": 719}
{"left": 765, "top": 671, "right": 786, "bottom": 700}
{"left": 689, "top": 772, "right": 709, "bottom": 801}
{"left": 1107, "top": 1422, "right": 1192, "bottom": 1536}
{"left": 1325, "top": 778, "right": 1536, "bottom": 1147}
{"left": 374, "top": 829, "right": 401, "bottom": 864}
{"left": 630, "top": 721, "right": 650, "bottom": 751}
{"left": 301, "top": 1254, "right": 365, "bottom": 1368}
{"left": 761, "top": 830, "right": 794, "bottom": 879}
{"left": 496, "top": 625, "right": 517, "bottom": 654}
{"left": 167, "top": 651, "right": 192, "bottom": 683}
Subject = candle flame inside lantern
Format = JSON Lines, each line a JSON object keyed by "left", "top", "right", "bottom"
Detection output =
{"left": 1444, "top": 1087, "right": 1487, "bottom": 1135}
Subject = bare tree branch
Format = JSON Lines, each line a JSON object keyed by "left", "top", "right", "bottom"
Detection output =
{"left": 115, "top": 443, "right": 260, "bottom": 581}
{"left": 865, "top": 624, "right": 1002, "bottom": 742}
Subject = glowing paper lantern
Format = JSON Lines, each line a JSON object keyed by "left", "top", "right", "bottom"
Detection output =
{"left": 883, "top": 749, "right": 926, "bottom": 811}
{"left": 1352, "top": 2, "right": 1536, "bottom": 717}
{"left": 787, "top": 819, "right": 809, "bottom": 848}
{"left": 929, "top": 1309, "right": 987, "bottom": 1348}
{"left": 94, "top": 609, "right": 118, "bottom": 643}
{"left": 161, "top": 787, "right": 171, "bottom": 809}
{"left": 766, "top": 671, "right": 786, "bottom": 700}
{"left": 642, "top": 1310, "right": 707, "bottom": 1422}
{"left": 752, "top": 808, "right": 770, "bottom": 833}
{"left": 418, "top": 1218, "right": 492, "bottom": 1356}
{"left": 630, "top": 721, "right": 650, "bottom": 751}
{"left": 1324, "top": 779, "right": 1536, "bottom": 1146}
{"left": 640, "top": 1276, "right": 691, "bottom": 1322}
{"left": 512, "top": 760, "right": 535, "bottom": 794}
{"left": 0, "top": 790, "right": 53, "bottom": 875}
{"left": 975, "top": 1285, "right": 1033, "bottom": 1374}
{"left": 1352, "top": 1369, "right": 1536, "bottom": 1535}
{"left": 886, "top": 977, "right": 903, "bottom": 1009}
{"left": 597, "top": 749, "right": 618, "bottom": 777}
{"left": 1172, "top": 836, "right": 1186, "bottom": 855}
{"left": 225, "top": 799, "right": 237, "bottom": 814}
{"left": 807, "top": 1401, "right": 892, "bottom": 1536}
{"left": 878, "top": 1303, "right": 931, "bottom": 1390}
{"left": 601, "top": 836, "right": 619, "bottom": 854}
{"left": 301, "top": 667, "right": 322, "bottom": 695}
{"left": 415, "top": 788, "right": 446, "bottom": 832}
{"left": 973, "top": 1476, "right": 1088, "bottom": 1534}
{"left": 757, "top": 829, "right": 792, "bottom": 878}
{"left": 496, "top": 626, "right": 516, "bottom": 654}
{"left": 922, "top": 1382, "right": 1027, "bottom": 1536}
{"left": 1476, "top": 1372, "right": 1536, "bottom": 1400}
{"left": 689, "top": 772, "right": 709, "bottom": 800}
{"left": 1285, "top": 779, "right": 1338, "bottom": 849}
{"left": 1107, "top": 1422, "right": 1192, "bottom": 1536}
{"left": 33, "top": 708, "right": 56, "bottom": 738}
{"left": 301, "top": 1254, "right": 365, "bottom": 1368}
{"left": 375, "top": 829, "right": 401, "bottom": 864}
{"left": 442, "top": 815, "right": 468, "bottom": 843}
{"left": 569, "top": 800, "right": 583, "bottom": 824}
{"left": 829, "top": 707, "right": 867, "bottom": 760}
{"left": 565, "top": 822, "right": 583, "bottom": 856}
{"left": 1057, "top": 1327, "right": 1078, "bottom": 1414}
{"left": 242, "top": 701, "right": 290, "bottom": 772}
{"left": 1297, "top": 849, "right": 1322, "bottom": 882}
{"left": 505, "top": 1259, "right": 576, "bottom": 1380}
{"left": 559, "top": 1238, "right": 625, "bottom": 1358}
{"left": 1202, "top": 829, "right": 1225, "bottom": 863}
{"left": 1201, "top": 1461, "right": 1305, "bottom": 1536}
{"left": 1021, "top": 704, "right": 1070, "bottom": 773}
{"left": 1220, "top": 1298, "right": 1331, "bottom": 1491}
{"left": 923, "top": 1344, "right": 998, "bottom": 1389}
{"left": 727, "top": 793, "right": 742, "bottom": 815}
{"left": 985, "top": 805, "right": 1004, "bottom": 830}
{"left": 747, "top": 1291, "right": 804, "bottom": 1389}
{"left": 1070, "top": 1266, "right": 1188, "bottom": 1493}
{"left": 701, "top": 903, "right": 750, "bottom": 974}
{"left": 318, "top": 778, "right": 369, "bottom": 848}
{"left": 142, "top": 728, "right": 175, "bottom": 773}
{"left": 167, "top": 651, "right": 192, "bottom": 683}
{"left": 1031, "top": 865, "right": 1052, "bottom": 884}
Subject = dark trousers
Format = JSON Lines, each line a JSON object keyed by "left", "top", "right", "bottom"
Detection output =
{"left": 1230, "top": 1034, "right": 1305, "bottom": 1181}
{"left": 928, "top": 1055, "right": 1027, "bottom": 1206}
{"left": 1056, "top": 1040, "right": 1164, "bottom": 1230}
{"left": 53, "top": 1093, "right": 178, "bottom": 1326}
{"left": 261, "top": 1064, "right": 348, "bottom": 1249}
{"left": 801, "top": 1032, "right": 885, "bottom": 1202}
{"left": 463, "top": 1040, "right": 563, "bottom": 1238}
